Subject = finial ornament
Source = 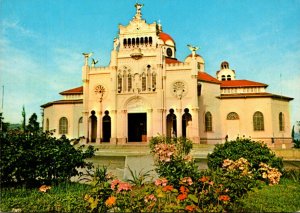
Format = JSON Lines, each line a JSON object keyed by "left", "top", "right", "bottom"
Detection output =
{"left": 91, "top": 58, "right": 98, "bottom": 67}
{"left": 82, "top": 52, "right": 93, "bottom": 66}
{"left": 134, "top": 3, "right": 144, "bottom": 20}
{"left": 187, "top": 45, "right": 199, "bottom": 57}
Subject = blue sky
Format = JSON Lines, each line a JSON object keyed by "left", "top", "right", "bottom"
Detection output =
{"left": 0, "top": 0, "right": 300, "bottom": 128}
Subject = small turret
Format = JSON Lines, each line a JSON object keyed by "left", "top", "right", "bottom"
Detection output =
{"left": 216, "top": 61, "right": 236, "bottom": 81}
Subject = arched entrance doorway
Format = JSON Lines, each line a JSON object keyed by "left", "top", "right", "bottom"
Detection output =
{"left": 166, "top": 109, "right": 177, "bottom": 137}
{"left": 125, "top": 96, "right": 149, "bottom": 142}
{"left": 128, "top": 113, "right": 146, "bottom": 142}
{"left": 102, "top": 110, "right": 111, "bottom": 142}
{"left": 182, "top": 108, "right": 192, "bottom": 137}
{"left": 89, "top": 111, "right": 97, "bottom": 142}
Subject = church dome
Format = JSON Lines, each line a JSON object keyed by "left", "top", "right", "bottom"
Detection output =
{"left": 159, "top": 32, "right": 175, "bottom": 45}
{"left": 184, "top": 53, "right": 205, "bottom": 63}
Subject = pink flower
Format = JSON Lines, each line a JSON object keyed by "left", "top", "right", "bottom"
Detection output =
{"left": 144, "top": 194, "right": 157, "bottom": 203}
{"left": 155, "top": 177, "right": 168, "bottom": 186}
{"left": 117, "top": 182, "right": 132, "bottom": 192}
{"left": 111, "top": 179, "right": 121, "bottom": 190}
{"left": 181, "top": 177, "right": 193, "bottom": 185}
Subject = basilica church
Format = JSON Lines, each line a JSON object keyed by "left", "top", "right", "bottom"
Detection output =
{"left": 41, "top": 4, "right": 293, "bottom": 148}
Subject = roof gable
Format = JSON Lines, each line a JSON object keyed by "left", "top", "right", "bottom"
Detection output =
{"left": 198, "top": 72, "right": 220, "bottom": 84}
{"left": 59, "top": 86, "right": 83, "bottom": 95}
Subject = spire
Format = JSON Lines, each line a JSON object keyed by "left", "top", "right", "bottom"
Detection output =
{"left": 134, "top": 3, "right": 144, "bottom": 20}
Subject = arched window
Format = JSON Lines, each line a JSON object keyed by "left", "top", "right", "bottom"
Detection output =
{"left": 166, "top": 109, "right": 177, "bottom": 137}
{"left": 182, "top": 108, "right": 192, "bottom": 137}
{"left": 102, "top": 111, "right": 111, "bottom": 142}
{"left": 279, "top": 112, "right": 284, "bottom": 131}
{"left": 128, "top": 73, "right": 132, "bottom": 91}
{"left": 227, "top": 112, "right": 239, "bottom": 120}
{"left": 123, "top": 70, "right": 127, "bottom": 92}
{"left": 90, "top": 111, "right": 97, "bottom": 142}
{"left": 205, "top": 112, "right": 212, "bottom": 132}
{"left": 136, "top": 37, "right": 139, "bottom": 46}
{"left": 123, "top": 38, "right": 127, "bottom": 47}
{"left": 59, "top": 117, "right": 68, "bottom": 134}
{"left": 145, "top": 37, "right": 148, "bottom": 45}
{"left": 46, "top": 118, "right": 49, "bottom": 131}
{"left": 142, "top": 72, "right": 146, "bottom": 91}
{"left": 117, "top": 73, "right": 122, "bottom": 93}
{"left": 227, "top": 75, "right": 231, "bottom": 81}
{"left": 253, "top": 111, "right": 264, "bottom": 131}
{"left": 149, "top": 37, "right": 153, "bottom": 45}
{"left": 140, "top": 37, "right": 144, "bottom": 45}
{"left": 147, "top": 65, "right": 151, "bottom": 91}
{"left": 221, "top": 75, "right": 226, "bottom": 81}
{"left": 152, "top": 72, "right": 156, "bottom": 91}
{"left": 128, "top": 38, "right": 131, "bottom": 46}
{"left": 132, "top": 38, "right": 135, "bottom": 46}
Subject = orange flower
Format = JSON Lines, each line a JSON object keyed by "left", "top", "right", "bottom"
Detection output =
{"left": 219, "top": 195, "right": 230, "bottom": 202}
{"left": 39, "top": 185, "right": 51, "bottom": 193}
{"left": 105, "top": 196, "right": 116, "bottom": 207}
{"left": 162, "top": 185, "right": 174, "bottom": 192}
{"left": 177, "top": 193, "right": 187, "bottom": 201}
{"left": 185, "top": 205, "right": 195, "bottom": 212}
{"left": 179, "top": 186, "right": 189, "bottom": 194}
{"left": 199, "top": 176, "right": 209, "bottom": 183}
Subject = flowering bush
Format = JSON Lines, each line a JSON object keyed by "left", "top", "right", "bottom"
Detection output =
{"left": 149, "top": 136, "right": 199, "bottom": 187}
{"left": 208, "top": 138, "right": 283, "bottom": 176}
{"left": 86, "top": 175, "right": 232, "bottom": 212}
{"left": 258, "top": 162, "right": 282, "bottom": 185}
{"left": 85, "top": 137, "right": 283, "bottom": 212}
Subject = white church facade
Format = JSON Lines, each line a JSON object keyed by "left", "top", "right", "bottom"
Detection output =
{"left": 41, "top": 4, "right": 293, "bottom": 148}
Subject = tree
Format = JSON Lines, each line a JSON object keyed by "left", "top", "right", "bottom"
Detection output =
{"left": 22, "top": 106, "right": 26, "bottom": 132}
{"left": 27, "top": 113, "right": 40, "bottom": 133}
{"left": 292, "top": 125, "right": 295, "bottom": 140}
{"left": 0, "top": 112, "right": 9, "bottom": 132}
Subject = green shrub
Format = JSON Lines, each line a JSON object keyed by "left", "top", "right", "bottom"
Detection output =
{"left": 293, "top": 139, "right": 300, "bottom": 148}
{"left": 207, "top": 138, "right": 283, "bottom": 172}
{"left": 0, "top": 131, "right": 96, "bottom": 187}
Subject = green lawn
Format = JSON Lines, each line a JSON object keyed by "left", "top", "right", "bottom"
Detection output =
{"left": 1, "top": 178, "right": 299, "bottom": 212}
{"left": 0, "top": 182, "right": 91, "bottom": 212}
{"left": 235, "top": 178, "right": 300, "bottom": 212}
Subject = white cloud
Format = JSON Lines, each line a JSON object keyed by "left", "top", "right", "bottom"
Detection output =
{"left": 0, "top": 23, "right": 82, "bottom": 124}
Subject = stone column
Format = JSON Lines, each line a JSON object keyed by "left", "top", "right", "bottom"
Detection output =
{"left": 118, "top": 109, "right": 127, "bottom": 144}
{"left": 191, "top": 107, "right": 200, "bottom": 143}
{"left": 147, "top": 109, "right": 153, "bottom": 142}
{"left": 82, "top": 111, "right": 89, "bottom": 143}
{"left": 110, "top": 110, "right": 117, "bottom": 144}
{"left": 176, "top": 108, "right": 182, "bottom": 137}
{"left": 96, "top": 110, "right": 102, "bottom": 143}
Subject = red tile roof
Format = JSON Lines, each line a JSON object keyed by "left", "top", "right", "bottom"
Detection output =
{"left": 41, "top": 99, "right": 83, "bottom": 108}
{"left": 218, "top": 93, "right": 293, "bottom": 101}
{"left": 165, "top": 58, "right": 181, "bottom": 64}
{"left": 220, "top": 80, "right": 268, "bottom": 88}
{"left": 159, "top": 32, "right": 175, "bottom": 44}
{"left": 198, "top": 72, "right": 221, "bottom": 84}
{"left": 59, "top": 86, "right": 83, "bottom": 95}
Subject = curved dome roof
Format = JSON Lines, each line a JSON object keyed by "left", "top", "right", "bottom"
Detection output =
{"left": 159, "top": 32, "right": 175, "bottom": 44}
